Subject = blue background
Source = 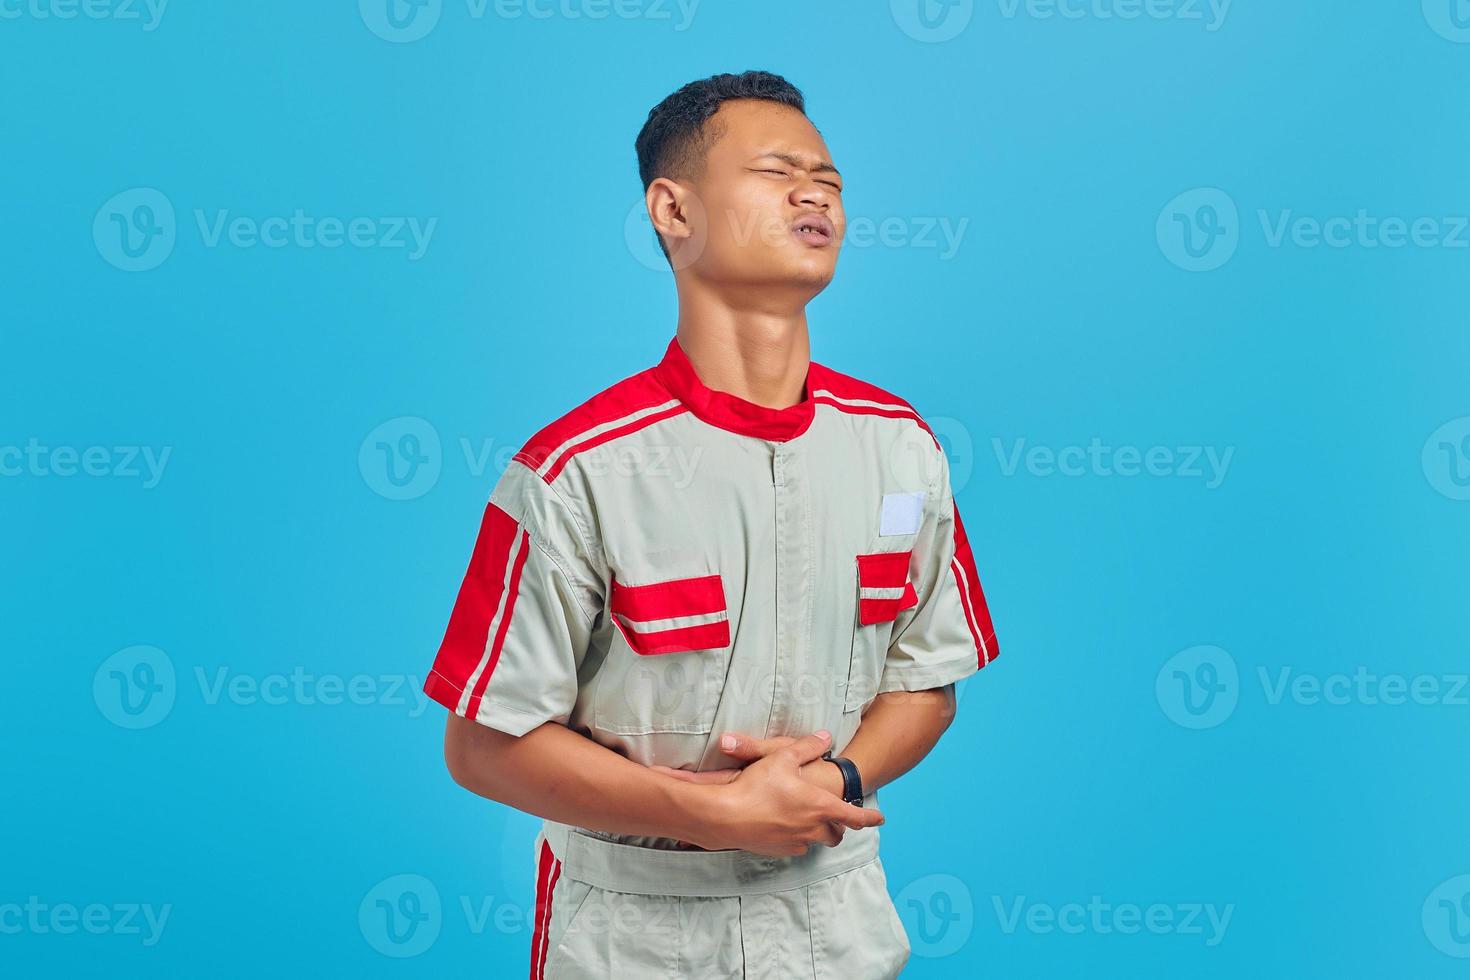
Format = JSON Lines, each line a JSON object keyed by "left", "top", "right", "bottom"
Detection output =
{"left": 5, "top": 1, "right": 1469, "bottom": 976}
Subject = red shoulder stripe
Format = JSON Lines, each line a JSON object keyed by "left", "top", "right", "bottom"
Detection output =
{"left": 808, "top": 362, "right": 939, "bottom": 449}
{"left": 951, "top": 504, "right": 999, "bottom": 667}
{"left": 510, "top": 368, "right": 684, "bottom": 483}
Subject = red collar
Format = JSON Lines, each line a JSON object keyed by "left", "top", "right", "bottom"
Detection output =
{"left": 653, "top": 336, "right": 819, "bottom": 442}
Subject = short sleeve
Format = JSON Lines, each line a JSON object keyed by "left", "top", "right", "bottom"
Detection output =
{"left": 879, "top": 451, "right": 1000, "bottom": 694}
{"left": 422, "top": 461, "right": 603, "bottom": 737}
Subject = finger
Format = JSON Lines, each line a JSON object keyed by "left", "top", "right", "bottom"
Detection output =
{"left": 718, "top": 733, "right": 796, "bottom": 761}
{"left": 688, "top": 769, "right": 741, "bottom": 784}
{"left": 650, "top": 765, "right": 739, "bottom": 784}
{"left": 819, "top": 821, "right": 846, "bottom": 848}
{"left": 777, "top": 730, "right": 834, "bottom": 767}
{"left": 649, "top": 765, "right": 689, "bottom": 779}
{"left": 828, "top": 803, "right": 885, "bottom": 831}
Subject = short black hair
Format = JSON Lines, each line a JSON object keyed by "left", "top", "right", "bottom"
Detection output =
{"left": 634, "top": 71, "right": 807, "bottom": 263}
{"left": 635, "top": 70, "right": 807, "bottom": 193}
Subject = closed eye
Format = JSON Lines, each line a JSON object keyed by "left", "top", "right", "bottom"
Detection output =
{"left": 752, "top": 168, "right": 842, "bottom": 191}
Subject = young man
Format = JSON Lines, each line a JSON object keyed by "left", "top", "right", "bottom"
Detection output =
{"left": 424, "top": 71, "right": 1000, "bottom": 979}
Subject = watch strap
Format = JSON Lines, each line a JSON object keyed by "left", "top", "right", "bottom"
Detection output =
{"left": 822, "top": 749, "right": 864, "bottom": 806}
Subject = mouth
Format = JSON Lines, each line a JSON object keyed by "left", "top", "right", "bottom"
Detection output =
{"left": 790, "top": 213, "right": 836, "bottom": 247}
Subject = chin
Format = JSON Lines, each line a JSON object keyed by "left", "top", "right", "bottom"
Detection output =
{"left": 786, "top": 258, "right": 837, "bottom": 290}
{"left": 703, "top": 251, "right": 838, "bottom": 294}
{"left": 764, "top": 246, "right": 836, "bottom": 281}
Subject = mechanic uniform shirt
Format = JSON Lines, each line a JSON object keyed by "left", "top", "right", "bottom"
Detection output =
{"left": 423, "top": 336, "right": 1000, "bottom": 979}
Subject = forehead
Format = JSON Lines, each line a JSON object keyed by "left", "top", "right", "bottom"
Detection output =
{"left": 703, "top": 99, "right": 831, "bottom": 166}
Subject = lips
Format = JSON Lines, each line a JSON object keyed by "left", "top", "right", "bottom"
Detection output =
{"left": 791, "top": 212, "right": 836, "bottom": 247}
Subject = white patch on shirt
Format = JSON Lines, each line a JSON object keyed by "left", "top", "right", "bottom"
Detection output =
{"left": 879, "top": 491, "right": 925, "bottom": 536}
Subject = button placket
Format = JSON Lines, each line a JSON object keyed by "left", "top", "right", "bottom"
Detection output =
{"left": 768, "top": 443, "right": 816, "bottom": 737}
{"left": 769, "top": 445, "right": 788, "bottom": 735}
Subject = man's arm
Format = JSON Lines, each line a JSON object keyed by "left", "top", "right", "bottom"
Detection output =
{"left": 443, "top": 714, "right": 883, "bottom": 857}
{"left": 818, "top": 685, "right": 957, "bottom": 794}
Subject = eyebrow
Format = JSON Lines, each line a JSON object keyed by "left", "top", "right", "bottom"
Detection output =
{"left": 756, "top": 152, "right": 841, "bottom": 177}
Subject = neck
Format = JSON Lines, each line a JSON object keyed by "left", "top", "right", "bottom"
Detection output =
{"left": 673, "top": 286, "right": 812, "bottom": 410}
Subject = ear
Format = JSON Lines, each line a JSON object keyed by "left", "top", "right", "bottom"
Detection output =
{"left": 645, "top": 177, "right": 696, "bottom": 252}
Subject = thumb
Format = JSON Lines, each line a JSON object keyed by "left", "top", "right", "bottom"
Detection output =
{"left": 779, "top": 730, "right": 834, "bottom": 768}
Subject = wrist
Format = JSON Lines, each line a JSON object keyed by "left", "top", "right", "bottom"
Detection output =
{"left": 665, "top": 779, "right": 731, "bottom": 850}
{"left": 801, "top": 759, "right": 846, "bottom": 799}
{"left": 820, "top": 750, "right": 866, "bottom": 805}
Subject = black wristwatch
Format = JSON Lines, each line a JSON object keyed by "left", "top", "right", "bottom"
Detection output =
{"left": 822, "top": 748, "right": 864, "bottom": 807}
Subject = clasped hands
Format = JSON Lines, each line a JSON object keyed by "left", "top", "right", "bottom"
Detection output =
{"left": 648, "top": 730, "right": 883, "bottom": 857}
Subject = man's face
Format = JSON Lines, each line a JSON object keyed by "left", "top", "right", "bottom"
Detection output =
{"left": 666, "top": 99, "right": 845, "bottom": 295}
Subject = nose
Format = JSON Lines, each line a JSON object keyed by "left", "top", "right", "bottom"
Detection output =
{"left": 790, "top": 179, "right": 832, "bottom": 212}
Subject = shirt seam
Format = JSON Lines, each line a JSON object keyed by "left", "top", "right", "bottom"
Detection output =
{"left": 881, "top": 653, "right": 978, "bottom": 676}
{"left": 525, "top": 530, "right": 598, "bottom": 627}
{"left": 506, "top": 460, "right": 603, "bottom": 626}
{"left": 878, "top": 656, "right": 980, "bottom": 692}
{"left": 429, "top": 667, "right": 467, "bottom": 693}
{"left": 477, "top": 696, "right": 551, "bottom": 721}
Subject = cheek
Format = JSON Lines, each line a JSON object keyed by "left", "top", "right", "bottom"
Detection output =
{"left": 707, "top": 185, "right": 787, "bottom": 246}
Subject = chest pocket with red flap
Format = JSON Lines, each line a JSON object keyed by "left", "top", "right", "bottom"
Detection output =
{"left": 856, "top": 552, "right": 918, "bottom": 625}
{"left": 609, "top": 573, "right": 730, "bottom": 654}
{"left": 594, "top": 571, "right": 733, "bottom": 737}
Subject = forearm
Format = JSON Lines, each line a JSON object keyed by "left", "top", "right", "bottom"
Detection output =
{"left": 830, "top": 685, "right": 957, "bottom": 795}
{"left": 443, "top": 713, "right": 722, "bottom": 846}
